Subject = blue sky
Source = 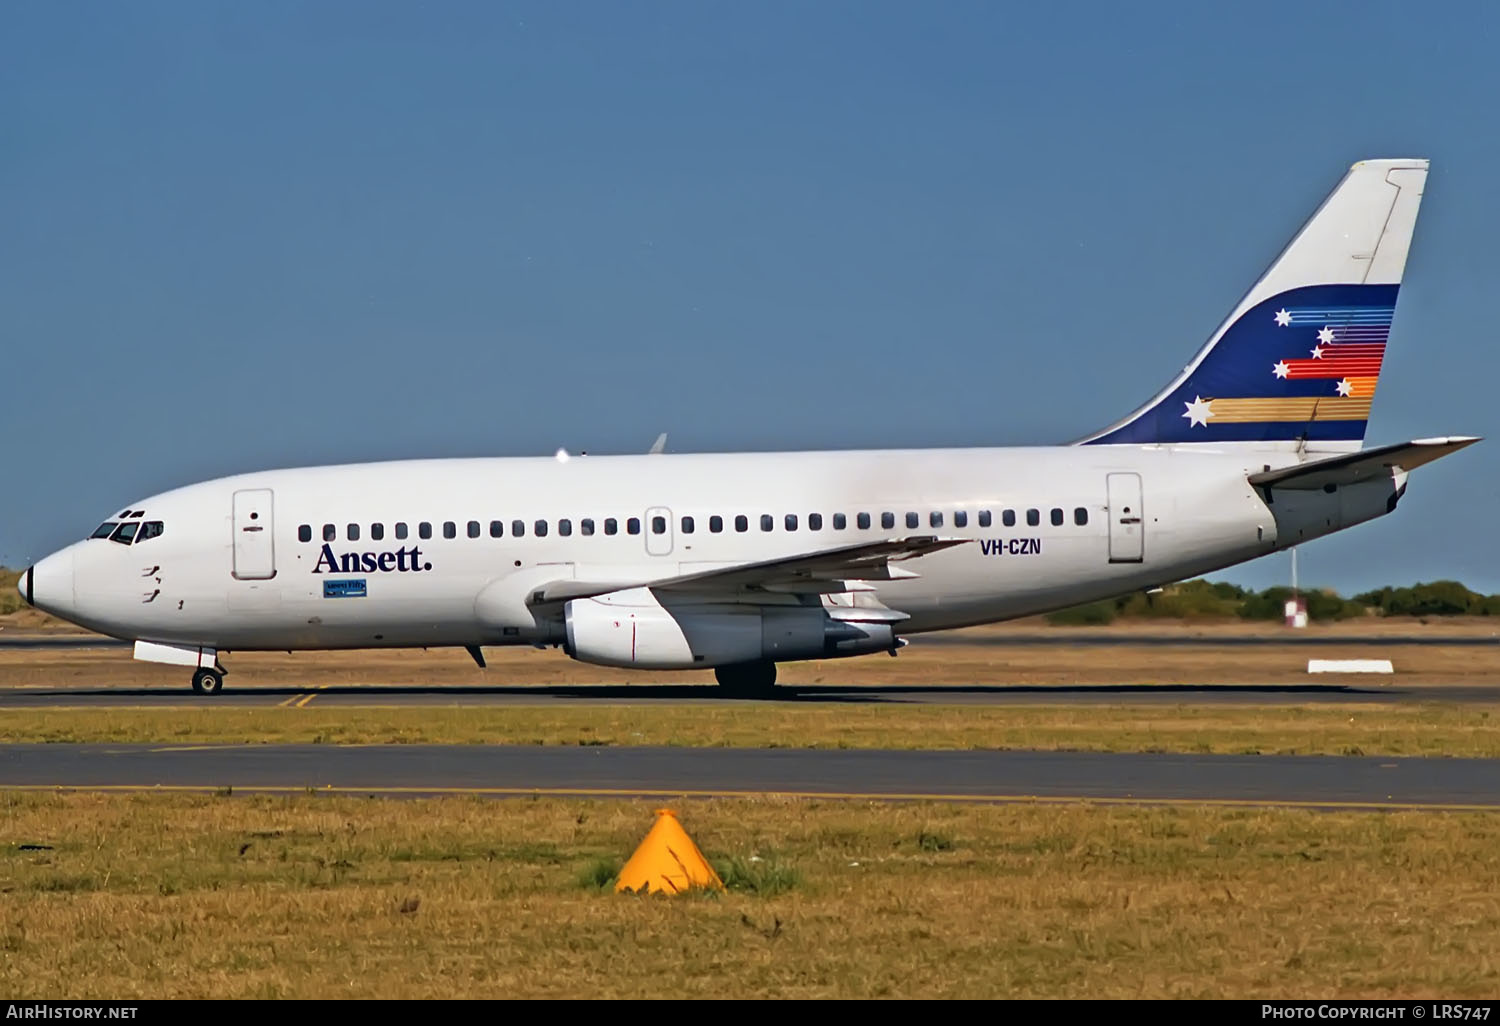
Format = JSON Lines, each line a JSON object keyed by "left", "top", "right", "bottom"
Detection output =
{"left": 4, "top": 2, "right": 1498, "bottom": 594}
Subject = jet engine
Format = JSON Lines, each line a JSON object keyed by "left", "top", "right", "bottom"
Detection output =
{"left": 562, "top": 587, "right": 894, "bottom": 669}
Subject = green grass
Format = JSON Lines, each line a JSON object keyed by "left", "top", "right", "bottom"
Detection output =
{"left": 2, "top": 792, "right": 1499, "bottom": 998}
{"left": 3, "top": 702, "right": 1500, "bottom": 757}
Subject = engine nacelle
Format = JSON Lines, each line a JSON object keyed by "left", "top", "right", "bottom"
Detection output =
{"left": 563, "top": 587, "right": 894, "bottom": 670}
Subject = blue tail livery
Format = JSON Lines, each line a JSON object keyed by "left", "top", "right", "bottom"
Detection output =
{"left": 1081, "top": 159, "right": 1428, "bottom": 449}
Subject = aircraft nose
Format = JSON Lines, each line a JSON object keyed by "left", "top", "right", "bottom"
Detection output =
{"left": 26, "top": 550, "right": 76, "bottom": 616}
{"left": 15, "top": 567, "right": 32, "bottom": 607}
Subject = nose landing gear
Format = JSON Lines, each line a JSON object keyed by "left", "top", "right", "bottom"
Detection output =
{"left": 191, "top": 667, "right": 225, "bottom": 695}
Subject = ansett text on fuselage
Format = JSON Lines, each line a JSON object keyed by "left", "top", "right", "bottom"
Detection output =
{"left": 312, "top": 545, "right": 432, "bottom": 574}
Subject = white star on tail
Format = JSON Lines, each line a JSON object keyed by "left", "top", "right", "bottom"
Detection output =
{"left": 1275, "top": 309, "right": 1292, "bottom": 327}
{"left": 1311, "top": 346, "right": 1324, "bottom": 359}
{"left": 1273, "top": 361, "right": 1290, "bottom": 379}
{"left": 1336, "top": 379, "right": 1353, "bottom": 396}
{"left": 1317, "top": 327, "right": 1335, "bottom": 344}
{"left": 1182, "top": 395, "right": 1214, "bottom": 427}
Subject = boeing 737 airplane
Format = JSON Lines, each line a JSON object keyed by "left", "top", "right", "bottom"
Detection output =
{"left": 15, "top": 158, "right": 1479, "bottom": 696}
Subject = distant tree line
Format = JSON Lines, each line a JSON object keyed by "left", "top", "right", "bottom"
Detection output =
{"left": 1047, "top": 579, "right": 1500, "bottom": 625}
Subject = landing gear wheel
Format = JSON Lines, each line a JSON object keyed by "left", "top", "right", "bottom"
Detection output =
{"left": 191, "top": 668, "right": 224, "bottom": 696}
{"left": 714, "top": 660, "right": 777, "bottom": 698}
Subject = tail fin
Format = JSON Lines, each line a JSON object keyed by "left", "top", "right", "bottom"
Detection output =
{"left": 1081, "top": 158, "right": 1429, "bottom": 449}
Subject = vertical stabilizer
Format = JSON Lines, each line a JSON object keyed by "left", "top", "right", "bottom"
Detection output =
{"left": 1081, "top": 159, "right": 1428, "bottom": 449}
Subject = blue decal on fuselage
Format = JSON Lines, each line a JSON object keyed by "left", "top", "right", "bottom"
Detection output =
{"left": 323, "top": 579, "right": 368, "bottom": 598}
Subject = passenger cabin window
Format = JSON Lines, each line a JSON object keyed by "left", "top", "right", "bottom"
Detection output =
{"left": 110, "top": 522, "right": 138, "bottom": 545}
{"left": 323, "top": 524, "right": 336, "bottom": 542}
{"left": 1074, "top": 507, "right": 1089, "bottom": 526}
{"left": 785, "top": 514, "right": 798, "bottom": 531}
{"left": 419, "top": 522, "right": 433, "bottom": 539}
{"left": 979, "top": 511, "right": 993, "bottom": 528}
{"left": 92, "top": 522, "right": 117, "bottom": 539}
{"left": 735, "top": 515, "right": 748, "bottom": 533}
{"left": 604, "top": 518, "right": 618, "bottom": 536}
{"left": 443, "top": 522, "right": 457, "bottom": 539}
{"left": 1050, "top": 508, "right": 1064, "bottom": 527}
{"left": 710, "top": 515, "right": 724, "bottom": 533}
{"left": 833, "top": 513, "right": 846, "bottom": 530}
{"left": 1026, "top": 509, "right": 1040, "bottom": 527}
{"left": 905, "top": 512, "right": 919, "bottom": 529}
{"left": 930, "top": 511, "right": 943, "bottom": 528}
{"left": 298, "top": 524, "right": 312, "bottom": 543}
{"left": 954, "top": 511, "right": 968, "bottom": 528}
{"left": 512, "top": 520, "right": 526, "bottom": 537}
{"left": 627, "top": 518, "right": 641, "bottom": 535}
{"left": 581, "top": 519, "right": 595, "bottom": 536}
{"left": 371, "top": 523, "right": 385, "bottom": 541}
{"left": 395, "top": 522, "right": 409, "bottom": 540}
{"left": 347, "top": 524, "right": 360, "bottom": 541}
{"left": 652, "top": 516, "right": 666, "bottom": 535}
{"left": 490, "top": 520, "right": 504, "bottom": 538}
{"left": 857, "top": 513, "right": 871, "bottom": 529}
{"left": 534, "top": 520, "right": 548, "bottom": 537}
{"left": 1002, "top": 510, "right": 1016, "bottom": 527}
{"left": 137, "top": 521, "right": 165, "bottom": 542}
{"left": 681, "top": 516, "right": 694, "bottom": 534}
{"left": 809, "top": 513, "right": 823, "bottom": 531}
{"left": 881, "top": 513, "right": 895, "bottom": 530}
{"left": 760, "top": 514, "right": 773, "bottom": 532}
{"left": 468, "top": 521, "right": 481, "bottom": 538}
{"left": 559, "top": 519, "right": 572, "bottom": 537}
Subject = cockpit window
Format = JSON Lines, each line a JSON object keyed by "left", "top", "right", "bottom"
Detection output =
{"left": 109, "top": 522, "right": 139, "bottom": 545}
{"left": 136, "top": 521, "right": 165, "bottom": 543}
{"left": 92, "top": 522, "right": 117, "bottom": 539}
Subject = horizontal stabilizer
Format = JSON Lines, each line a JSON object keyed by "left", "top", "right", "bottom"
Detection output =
{"left": 1248, "top": 436, "right": 1480, "bottom": 490}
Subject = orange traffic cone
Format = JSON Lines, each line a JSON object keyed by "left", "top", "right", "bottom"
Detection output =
{"left": 615, "top": 809, "right": 725, "bottom": 895}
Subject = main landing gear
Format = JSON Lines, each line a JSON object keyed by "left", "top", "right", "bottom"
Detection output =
{"left": 714, "top": 660, "right": 777, "bottom": 698}
{"left": 191, "top": 667, "right": 224, "bottom": 695}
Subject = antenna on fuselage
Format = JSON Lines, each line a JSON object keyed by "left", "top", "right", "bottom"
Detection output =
{"left": 648, "top": 432, "right": 668, "bottom": 455}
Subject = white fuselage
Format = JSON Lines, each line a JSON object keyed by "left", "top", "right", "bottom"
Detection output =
{"left": 25, "top": 443, "right": 1398, "bottom": 659}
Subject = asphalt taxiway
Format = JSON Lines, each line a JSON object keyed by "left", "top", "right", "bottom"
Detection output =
{"left": 1, "top": 743, "right": 1496, "bottom": 810}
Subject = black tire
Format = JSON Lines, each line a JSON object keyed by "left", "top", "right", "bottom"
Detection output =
{"left": 191, "top": 668, "right": 224, "bottom": 696}
{"left": 714, "top": 660, "right": 777, "bottom": 697}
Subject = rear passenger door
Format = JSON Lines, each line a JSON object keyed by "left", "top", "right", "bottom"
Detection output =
{"left": 1106, "top": 473, "right": 1144, "bottom": 563}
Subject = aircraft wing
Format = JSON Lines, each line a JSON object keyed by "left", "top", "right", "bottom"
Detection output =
{"left": 1248, "top": 436, "right": 1481, "bottom": 490}
{"left": 529, "top": 536, "right": 970, "bottom": 605}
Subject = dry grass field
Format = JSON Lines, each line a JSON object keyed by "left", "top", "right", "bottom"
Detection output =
{"left": 4, "top": 703, "right": 1500, "bottom": 757}
{"left": 2, "top": 792, "right": 1498, "bottom": 999}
